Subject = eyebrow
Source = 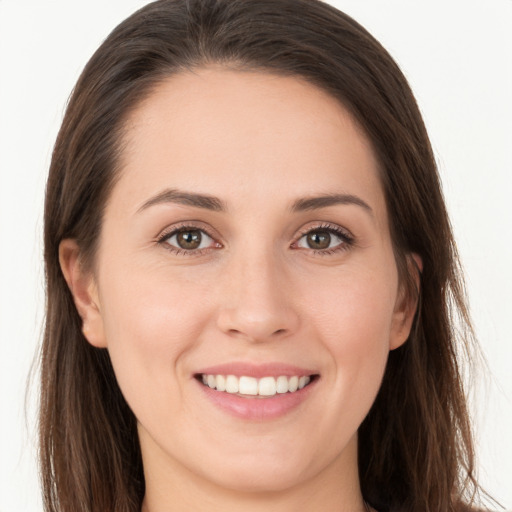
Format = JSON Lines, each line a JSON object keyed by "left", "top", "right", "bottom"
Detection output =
{"left": 291, "top": 193, "right": 373, "bottom": 216}
{"left": 137, "top": 188, "right": 373, "bottom": 217}
{"left": 137, "top": 188, "right": 227, "bottom": 213}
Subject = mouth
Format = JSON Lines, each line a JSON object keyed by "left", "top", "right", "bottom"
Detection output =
{"left": 194, "top": 373, "right": 318, "bottom": 398}
{"left": 193, "top": 362, "right": 320, "bottom": 419}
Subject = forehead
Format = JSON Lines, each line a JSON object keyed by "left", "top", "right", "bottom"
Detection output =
{"left": 113, "top": 67, "right": 386, "bottom": 220}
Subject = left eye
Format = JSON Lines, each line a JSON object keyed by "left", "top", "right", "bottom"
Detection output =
{"left": 163, "top": 228, "right": 214, "bottom": 251}
{"left": 296, "top": 229, "right": 346, "bottom": 251}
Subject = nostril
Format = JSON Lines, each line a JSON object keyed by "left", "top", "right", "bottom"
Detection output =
{"left": 216, "top": 305, "right": 299, "bottom": 342}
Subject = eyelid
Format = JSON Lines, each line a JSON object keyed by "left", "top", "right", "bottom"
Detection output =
{"left": 155, "top": 220, "right": 355, "bottom": 256}
{"left": 292, "top": 222, "right": 355, "bottom": 253}
{"left": 156, "top": 221, "right": 222, "bottom": 254}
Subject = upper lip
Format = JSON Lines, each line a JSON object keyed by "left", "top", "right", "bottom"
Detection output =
{"left": 195, "top": 362, "right": 318, "bottom": 378}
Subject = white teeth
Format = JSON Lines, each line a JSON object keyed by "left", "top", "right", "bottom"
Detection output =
{"left": 216, "top": 374, "right": 226, "bottom": 392}
{"left": 276, "top": 376, "right": 289, "bottom": 394}
{"left": 258, "top": 376, "right": 277, "bottom": 396}
{"left": 298, "top": 376, "right": 310, "bottom": 389}
{"left": 200, "top": 374, "right": 313, "bottom": 396}
{"left": 239, "top": 376, "right": 258, "bottom": 395}
{"left": 288, "top": 376, "right": 299, "bottom": 392}
{"left": 225, "top": 375, "right": 239, "bottom": 393}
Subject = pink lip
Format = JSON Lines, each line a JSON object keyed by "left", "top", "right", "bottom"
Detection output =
{"left": 197, "top": 382, "right": 317, "bottom": 420}
{"left": 195, "top": 362, "right": 317, "bottom": 378}
{"left": 194, "top": 362, "right": 319, "bottom": 421}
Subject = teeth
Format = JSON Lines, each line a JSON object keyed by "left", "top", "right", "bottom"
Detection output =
{"left": 225, "top": 375, "right": 239, "bottom": 393}
{"left": 288, "top": 376, "right": 299, "bottom": 392}
{"left": 200, "top": 374, "right": 312, "bottom": 396}
{"left": 239, "top": 376, "right": 258, "bottom": 395}
{"left": 276, "top": 376, "right": 289, "bottom": 394}
{"left": 216, "top": 374, "right": 226, "bottom": 392}
{"left": 258, "top": 376, "right": 276, "bottom": 396}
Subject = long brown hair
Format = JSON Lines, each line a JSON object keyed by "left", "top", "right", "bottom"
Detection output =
{"left": 41, "top": 1, "right": 483, "bottom": 510}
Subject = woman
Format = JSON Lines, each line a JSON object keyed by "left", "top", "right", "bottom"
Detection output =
{"left": 40, "top": 0, "right": 488, "bottom": 510}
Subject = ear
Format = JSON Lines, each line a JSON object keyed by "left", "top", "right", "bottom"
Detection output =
{"left": 389, "top": 253, "right": 422, "bottom": 350}
{"left": 59, "top": 239, "right": 107, "bottom": 348}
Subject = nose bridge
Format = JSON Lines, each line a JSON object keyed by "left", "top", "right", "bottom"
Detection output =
{"left": 217, "top": 244, "right": 299, "bottom": 341}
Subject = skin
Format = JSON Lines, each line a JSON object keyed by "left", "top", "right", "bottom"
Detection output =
{"left": 60, "top": 68, "right": 419, "bottom": 512}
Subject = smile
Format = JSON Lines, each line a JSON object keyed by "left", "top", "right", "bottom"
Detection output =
{"left": 199, "top": 374, "right": 313, "bottom": 397}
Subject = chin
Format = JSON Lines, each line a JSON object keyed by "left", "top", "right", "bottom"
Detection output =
{"left": 205, "top": 461, "right": 310, "bottom": 494}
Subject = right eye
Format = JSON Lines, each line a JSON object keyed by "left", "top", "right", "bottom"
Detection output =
{"left": 159, "top": 226, "right": 220, "bottom": 254}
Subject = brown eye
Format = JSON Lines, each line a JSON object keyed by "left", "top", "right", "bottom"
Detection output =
{"left": 295, "top": 226, "right": 352, "bottom": 253}
{"left": 163, "top": 228, "right": 215, "bottom": 252}
{"left": 306, "top": 231, "right": 331, "bottom": 250}
{"left": 176, "top": 230, "right": 202, "bottom": 250}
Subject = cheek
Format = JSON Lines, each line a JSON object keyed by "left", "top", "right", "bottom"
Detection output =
{"left": 302, "top": 263, "right": 397, "bottom": 385}
{"left": 97, "top": 259, "right": 214, "bottom": 410}
{"left": 297, "top": 269, "right": 397, "bottom": 462}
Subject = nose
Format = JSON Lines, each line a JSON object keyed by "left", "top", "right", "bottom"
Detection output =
{"left": 216, "top": 251, "right": 300, "bottom": 343}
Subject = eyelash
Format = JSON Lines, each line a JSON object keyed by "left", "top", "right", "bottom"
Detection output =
{"left": 156, "top": 223, "right": 220, "bottom": 257}
{"left": 293, "top": 223, "right": 355, "bottom": 255}
{"left": 157, "top": 222, "right": 355, "bottom": 256}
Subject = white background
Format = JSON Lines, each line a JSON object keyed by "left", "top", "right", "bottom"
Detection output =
{"left": 0, "top": 1, "right": 510, "bottom": 510}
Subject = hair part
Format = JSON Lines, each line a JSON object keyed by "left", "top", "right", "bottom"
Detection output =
{"left": 41, "top": 1, "right": 482, "bottom": 510}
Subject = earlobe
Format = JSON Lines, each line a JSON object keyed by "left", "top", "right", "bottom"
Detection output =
{"left": 59, "top": 239, "right": 107, "bottom": 348}
{"left": 389, "top": 253, "right": 423, "bottom": 351}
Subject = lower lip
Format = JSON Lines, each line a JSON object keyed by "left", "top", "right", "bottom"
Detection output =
{"left": 196, "top": 378, "right": 317, "bottom": 421}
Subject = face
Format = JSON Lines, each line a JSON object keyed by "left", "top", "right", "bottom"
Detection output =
{"left": 63, "top": 68, "right": 417, "bottom": 499}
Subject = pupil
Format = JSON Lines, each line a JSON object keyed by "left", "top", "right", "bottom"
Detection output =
{"left": 177, "top": 230, "right": 202, "bottom": 249}
{"left": 307, "top": 231, "right": 331, "bottom": 249}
